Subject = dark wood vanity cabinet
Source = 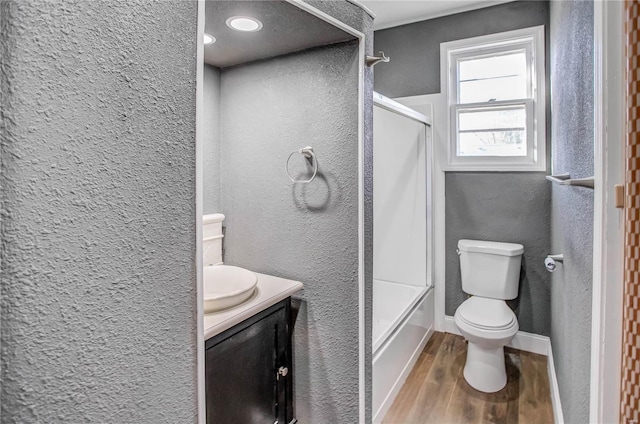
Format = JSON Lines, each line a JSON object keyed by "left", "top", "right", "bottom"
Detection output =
{"left": 205, "top": 299, "right": 294, "bottom": 424}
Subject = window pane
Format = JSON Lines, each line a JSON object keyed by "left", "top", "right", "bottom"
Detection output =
{"left": 458, "top": 106, "right": 527, "bottom": 157}
{"left": 458, "top": 51, "right": 527, "bottom": 103}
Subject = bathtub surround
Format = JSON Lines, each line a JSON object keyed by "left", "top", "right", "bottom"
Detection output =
{"left": 371, "top": 96, "right": 432, "bottom": 420}
{"left": 374, "top": 1, "right": 552, "bottom": 337}
{"left": 549, "top": 1, "right": 594, "bottom": 422}
{"left": 373, "top": 101, "right": 427, "bottom": 288}
{"left": 1, "top": 0, "right": 198, "bottom": 421}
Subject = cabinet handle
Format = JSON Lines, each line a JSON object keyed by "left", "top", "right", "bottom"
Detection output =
{"left": 277, "top": 366, "right": 289, "bottom": 379}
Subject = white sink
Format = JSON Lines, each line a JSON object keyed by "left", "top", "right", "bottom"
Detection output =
{"left": 204, "top": 265, "right": 258, "bottom": 313}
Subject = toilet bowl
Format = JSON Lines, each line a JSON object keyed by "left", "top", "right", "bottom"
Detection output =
{"left": 454, "top": 296, "right": 518, "bottom": 392}
{"left": 454, "top": 239, "right": 524, "bottom": 393}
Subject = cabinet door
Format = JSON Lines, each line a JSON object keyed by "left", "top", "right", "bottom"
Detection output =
{"left": 206, "top": 307, "right": 288, "bottom": 424}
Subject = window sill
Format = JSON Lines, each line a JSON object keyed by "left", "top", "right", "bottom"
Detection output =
{"left": 442, "top": 162, "right": 547, "bottom": 172}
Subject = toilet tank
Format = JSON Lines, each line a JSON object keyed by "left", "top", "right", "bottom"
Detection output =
{"left": 458, "top": 239, "right": 524, "bottom": 300}
{"left": 203, "top": 213, "right": 225, "bottom": 266}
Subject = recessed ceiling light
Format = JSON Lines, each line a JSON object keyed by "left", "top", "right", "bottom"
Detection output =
{"left": 226, "top": 16, "right": 263, "bottom": 32}
{"left": 203, "top": 33, "right": 216, "bottom": 45}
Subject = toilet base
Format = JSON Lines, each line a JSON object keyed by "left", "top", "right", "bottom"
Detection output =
{"left": 463, "top": 342, "right": 507, "bottom": 393}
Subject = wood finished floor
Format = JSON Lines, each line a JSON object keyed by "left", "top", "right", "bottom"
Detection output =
{"left": 383, "top": 332, "right": 554, "bottom": 424}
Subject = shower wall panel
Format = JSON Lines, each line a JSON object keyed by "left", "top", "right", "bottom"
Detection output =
{"left": 373, "top": 106, "right": 428, "bottom": 288}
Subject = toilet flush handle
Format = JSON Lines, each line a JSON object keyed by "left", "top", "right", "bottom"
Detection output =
{"left": 456, "top": 249, "right": 461, "bottom": 256}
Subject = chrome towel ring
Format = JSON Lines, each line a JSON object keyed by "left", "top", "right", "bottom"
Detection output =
{"left": 286, "top": 146, "right": 318, "bottom": 183}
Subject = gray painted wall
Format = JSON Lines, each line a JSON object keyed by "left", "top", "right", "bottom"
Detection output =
{"left": 445, "top": 173, "right": 552, "bottom": 335}
{"left": 307, "top": 6, "right": 374, "bottom": 423}
{"left": 549, "top": 1, "right": 594, "bottom": 422}
{"left": 374, "top": 1, "right": 552, "bottom": 336}
{"left": 203, "top": 65, "right": 221, "bottom": 214}
{"left": 1, "top": 1, "right": 198, "bottom": 422}
{"left": 303, "top": 4, "right": 376, "bottom": 420}
{"left": 373, "top": 0, "right": 549, "bottom": 98}
{"left": 304, "top": 3, "right": 376, "bottom": 420}
{"left": 216, "top": 35, "right": 372, "bottom": 422}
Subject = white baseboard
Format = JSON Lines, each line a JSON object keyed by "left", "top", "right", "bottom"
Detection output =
{"left": 444, "top": 315, "right": 549, "bottom": 355}
{"left": 547, "top": 342, "right": 565, "bottom": 424}
{"left": 507, "top": 331, "right": 550, "bottom": 356}
{"left": 444, "top": 315, "right": 563, "bottom": 423}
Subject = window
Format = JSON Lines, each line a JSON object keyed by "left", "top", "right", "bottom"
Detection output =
{"left": 441, "top": 26, "right": 546, "bottom": 171}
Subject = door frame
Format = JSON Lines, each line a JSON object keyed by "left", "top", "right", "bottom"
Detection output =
{"left": 194, "top": 2, "right": 367, "bottom": 422}
{"left": 590, "top": 1, "right": 625, "bottom": 422}
{"left": 196, "top": 1, "right": 205, "bottom": 421}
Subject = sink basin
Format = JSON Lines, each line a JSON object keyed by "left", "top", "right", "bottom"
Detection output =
{"left": 204, "top": 265, "right": 258, "bottom": 313}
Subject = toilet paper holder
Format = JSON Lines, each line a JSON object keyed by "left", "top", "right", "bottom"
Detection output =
{"left": 545, "top": 254, "right": 564, "bottom": 272}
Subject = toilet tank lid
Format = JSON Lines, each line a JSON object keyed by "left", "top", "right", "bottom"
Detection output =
{"left": 203, "top": 213, "right": 225, "bottom": 224}
{"left": 458, "top": 239, "right": 524, "bottom": 256}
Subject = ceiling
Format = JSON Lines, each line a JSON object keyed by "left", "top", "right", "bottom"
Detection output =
{"left": 359, "top": 0, "right": 517, "bottom": 30}
{"left": 204, "top": 1, "right": 355, "bottom": 68}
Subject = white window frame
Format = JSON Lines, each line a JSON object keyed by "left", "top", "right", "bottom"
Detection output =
{"left": 441, "top": 26, "right": 546, "bottom": 171}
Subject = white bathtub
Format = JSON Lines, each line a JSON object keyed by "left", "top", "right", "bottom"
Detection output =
{"left": 373, "top": 280, "right": 426, "bottom": 352}
{"left": 373, "top": 280, "right": 433, "bottom": 422}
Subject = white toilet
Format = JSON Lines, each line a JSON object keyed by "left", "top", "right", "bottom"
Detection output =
{"left": 454, "top": 239, "right": 524, "bottom": 393}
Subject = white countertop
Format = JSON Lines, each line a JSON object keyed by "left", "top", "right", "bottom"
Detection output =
{"left": 203, "top": 272, "right": 303, "bottom": 340}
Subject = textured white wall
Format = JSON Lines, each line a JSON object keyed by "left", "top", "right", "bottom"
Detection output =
{"left": 1, "top": 1, "right": 198, "bottom": 421}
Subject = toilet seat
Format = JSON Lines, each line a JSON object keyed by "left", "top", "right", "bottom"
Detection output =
{"left": 454, "top": 297, "right": 518, "bottom": 344}
{"left": 457, "top": 296, "right": 516, "bottom": 330}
